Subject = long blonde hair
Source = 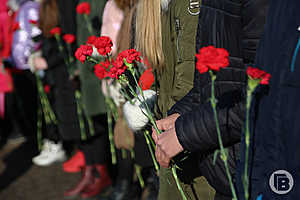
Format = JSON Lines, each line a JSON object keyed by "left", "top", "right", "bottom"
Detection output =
{"left": 135, "top": 0, "right": 164, "bottom": 71}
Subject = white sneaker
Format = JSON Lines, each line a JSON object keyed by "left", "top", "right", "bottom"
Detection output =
{"left": 32, "top": 139, "right": 67, "bottom": 166}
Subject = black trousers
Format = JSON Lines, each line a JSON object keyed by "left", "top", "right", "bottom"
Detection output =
{"left": 81, "top": 114, "right": 109, "bottom": 165}
{"left": 3, "top": 70, "right": 37, "bottom": 138}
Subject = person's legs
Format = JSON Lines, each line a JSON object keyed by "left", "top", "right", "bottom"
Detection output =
{"left": 65, "top": 114, "right": 112, "bottom": 198}
{"left": 104, "top": 149, "right": 135, "bottom": 200}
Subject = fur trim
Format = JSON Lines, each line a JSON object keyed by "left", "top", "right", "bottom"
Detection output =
{"left": 123, "top": 90, "right": 156, "bottom": 131}
{"left": 108, "top": 82, "right": 125, "bottom": 107}
{"left": 161, "top": 0, "right": 172, "bottom": 11}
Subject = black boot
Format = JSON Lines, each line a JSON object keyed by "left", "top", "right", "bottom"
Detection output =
{"left": 105, "top": 179, "right": 140, "bottom": 200}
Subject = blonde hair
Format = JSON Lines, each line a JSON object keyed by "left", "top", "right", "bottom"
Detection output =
{"left": 135, "top": 0, "right": 164, "bottom": 71}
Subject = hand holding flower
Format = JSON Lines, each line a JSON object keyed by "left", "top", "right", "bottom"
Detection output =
{"left": 34, "top": 57, "right": 48, "bottom": 70}
{"left": 155, "top": 127, "right": 184, "bottom": 168}
{"left": 152, "top": 113, "right": 180, "bottom": 143}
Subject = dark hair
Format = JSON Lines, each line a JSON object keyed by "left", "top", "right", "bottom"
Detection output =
{"left": 39, "top": 0, "right": 59, "bottom": 38}
{"left": 115, "top": 0, "right": 137, "bottom": 10}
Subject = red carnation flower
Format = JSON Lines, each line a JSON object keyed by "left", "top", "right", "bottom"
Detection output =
{"left": 12, "top": 22, "right": 20, "bottom": 31}
{"left": 76, "top": 2, "right": 91, "bottom": 15}
{"left": 195, "top": 46, "right": 229, "bottom": 74}
{"left": 86, "top": 36, "right": 97, "bottom": 45}
{"left": 44, "top": 85, "right": 50, "bottom": 94}
{"left": 117, "top": 49, "right": 142, "bottom": 65}
{"left": 63, "top": 34, "right": 76, "bottom": 44}
{"left": 75, "top": 45, "right": 93, "bottom": 64}
{"left": 50, "top": 27, "right": 61, "bottom": 36}
{"left": 93, "top": 36, "right": 113, "bottom": 56}
{"left": 94, "top": 59, "right": 111, "bottom": 80}
{"left": 246, "top": 67, "right": 271, "bottom": 85}
{"left": 107, "top": 65, "right": 126, "bottom": 79}
{"left": 29, "top": 20, "right": 38, "bottom": 25}
{"left": 139, "top": 68, "right": 154, "bottom": 90}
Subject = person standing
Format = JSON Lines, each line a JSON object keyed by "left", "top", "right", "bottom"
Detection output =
{"left": 152, "top": 0, "right": 268, "bottom": 199}
{"left": 63, "top": 0, "right": 113, "bottom": 198}
{"left": 238, "top": 0, "right": 300, "bottom": 199}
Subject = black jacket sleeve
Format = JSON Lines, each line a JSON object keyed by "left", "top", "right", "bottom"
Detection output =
{"left": 173, "top": 0, "right": 268, "bottom": 153}
{"left": 42, "top": 0, "right": 78, "bottom": 69}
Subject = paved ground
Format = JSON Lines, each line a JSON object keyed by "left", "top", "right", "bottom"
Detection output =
{"left": 0, "top": 139, "right": 84, "bottom": 200}
{"left": 0, "top": 138, "right": 215, "bottom": 200}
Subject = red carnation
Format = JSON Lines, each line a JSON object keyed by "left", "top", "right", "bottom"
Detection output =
{"left": 195, "top": 46, "right": 229, "bottom": 74}
{"left": 93, "top": 36, "right": 113, "bottom": 56}
{"left": 94, "top": 59, "right": 111, "bottom": 80}
{"left": 29, "top": 20, "right": 38, "bottom": 25}
{"left": 44, "top": 85, "right": 50, "bottom": 94}
{"left": 139, "top": 68, "right": 154, "bottom": 90}
{"left": 107, "top": 65, "right": 126, "bottom": 79}
{"left": 246, "top": 67, "right": 271, "bottom": 85}
{"left": 76, "top": 2, "right": 91, "bottom": 15}
{"left": 63, "top": 34, "right": 76, "bottom": 44}
{"left": 86, "top": 36, "right": 97, "bottom": 45}
{"left": 75, "top": 45, "right": 93, "bottom": 64}
{"left": 50, "top": 27, "right": 61, "bottom": 36}
{"left": 12, "top": 22, "right": 20, "bottom": 31}
{"left": 117, "top": 49, "right": 142, "bottom": 65}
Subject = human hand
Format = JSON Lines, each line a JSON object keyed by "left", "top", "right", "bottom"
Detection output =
{"left": 152, "top": 113, "right": 180, "bottom": 143}
{"left": 155, "top": 127, "right": 184, "bottom": 168}
{"left": 33, "top": 57, "right": 48, "bottom": 70}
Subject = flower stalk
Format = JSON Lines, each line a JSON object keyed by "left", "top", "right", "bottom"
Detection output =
{"left": 209, "top": 70, "right": 237, "bottom": 200}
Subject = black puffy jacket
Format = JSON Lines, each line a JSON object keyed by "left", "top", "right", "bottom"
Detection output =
{"left": 168, "top": 0, "right": 269, "bottom": 196}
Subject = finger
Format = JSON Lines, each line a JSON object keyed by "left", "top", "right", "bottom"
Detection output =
{"left": 161, "top": 158, "right": 170, "bottom": 168}
{"left": 155, "top": 119, "right": 163, "bottom": 131}
{"left": 152, "top": 128, "right": 158, "bottom": 144}
{"left": 155, "top": 145, "right": 161, "bottom": 164}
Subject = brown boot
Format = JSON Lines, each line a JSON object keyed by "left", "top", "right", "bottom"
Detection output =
{"left": 64, "top": 165, "right": 94, "bottom": 198}
{"left": 80, "top": 164, "right": 112, "bottom": 199}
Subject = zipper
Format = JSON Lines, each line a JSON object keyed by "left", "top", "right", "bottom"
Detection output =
{"left": 291, "top": 35, "right": 300, "bottom": 72}
{"left": 175, "top": 18, "right": 182, "bottom": 63}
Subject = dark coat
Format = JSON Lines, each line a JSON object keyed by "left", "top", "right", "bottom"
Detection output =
{"left": 77, "top": 0, "right": 107, "bottom": 117}
{"left": 237, "top": 0, "right": 300, "bottom": 199}
{"left": 168, "top": 0, "right": 268, "bottom": 197}
{"left": 42, "top": 0, "right": 81, "bottom": 141}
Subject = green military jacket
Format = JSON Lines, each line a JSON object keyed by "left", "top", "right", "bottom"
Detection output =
{"left": 156, "top": 0, "right": 199, "bottom": 118}
{"left": 76, "top": 0, "right": 107, "bottom": 116}
{"left": 156, "top": 1, "right": 216, "bottom": 200}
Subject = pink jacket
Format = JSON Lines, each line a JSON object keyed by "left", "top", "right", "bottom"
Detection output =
{"left": 100, "top": 0, "right": 124, "bottom": 56}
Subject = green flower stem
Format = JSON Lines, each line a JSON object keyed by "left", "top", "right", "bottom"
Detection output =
{"left": 105, "top": 81, "right": 118, "bottom": 164}
{"left": 35, "top": 73, "right": 57, "bottom": 125}
{"left": 35, "top": 72, "right": 57, "bottom": 150}
{"left": 126, "top": 66, "right": 187, "bottom": 199}
{"left": 209, "top": 71, "right": 237, "bottom": 200}
{"left": 172, "top": 166, "right": 187, "bottom": 200}
{"left": 106, "top": 97, "right": 117, "bottom": 164}
{"left": 87, "top": 57, "right": 99, "bottom": 64}
{"left": 135, "top": 164, "right": 145, "bottom": 189}
{"left": 127, "top": 68, "right": 161, "bottom": 137}
{"left": 83, "top": 14, "right": 93, "bottom": 35}
{"left": 75, "top": 90, "right": 87, "bottom": 141}
{"left": 144, "top": 130, "right": 159, "bottom": 174}
{"left": 86, "top": 114, "right": 95, "bottom": 136}
{"left": 121, "top": 148, "right": 127, "bottom": 159}
{"left": 55, "top": 35, "right": 96, "bottom": 140}
{"left": 76, "top": 90, "right": 95, "bottom": 137}
{"left": 37, "top": 104, "right": 43, "bottom": 150}
{"left": 243, "top": 78, "right": 260, "bottom": 200}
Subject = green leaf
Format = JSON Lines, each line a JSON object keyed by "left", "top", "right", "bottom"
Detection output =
{"left": 213, "top": 149, "right": 220, "bottom": 165}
